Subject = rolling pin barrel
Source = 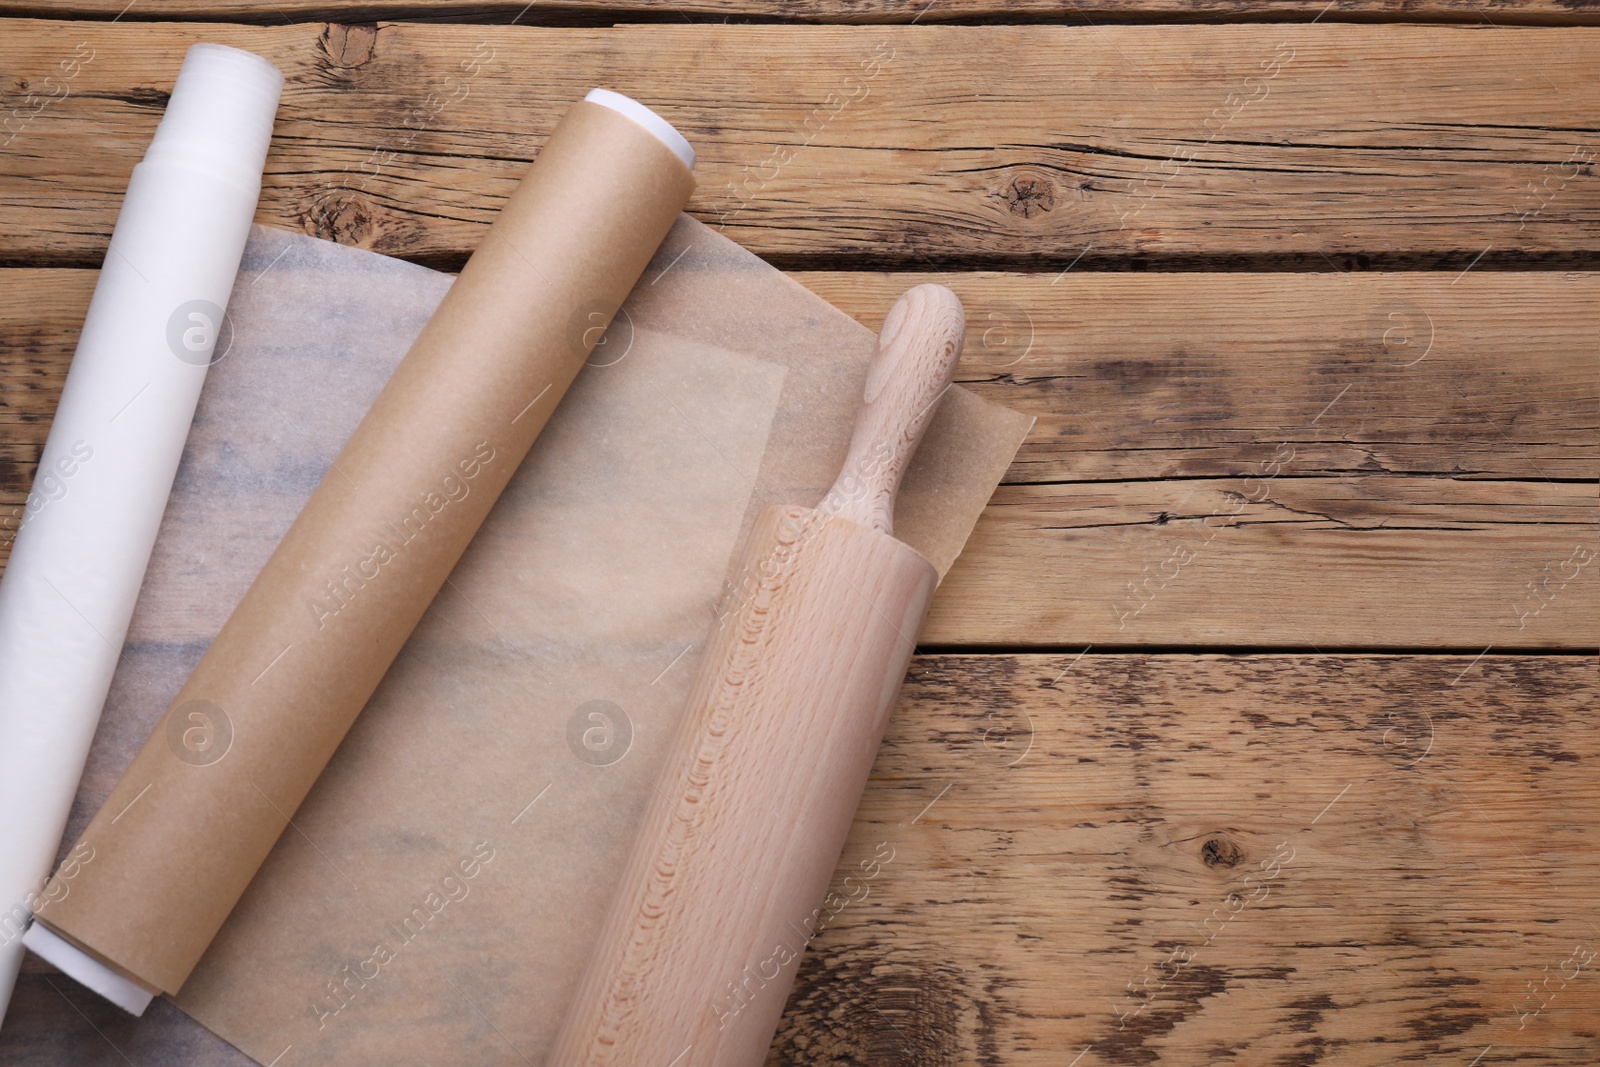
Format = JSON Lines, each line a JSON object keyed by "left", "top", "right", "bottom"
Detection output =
{"left": 550, "top": 284, "right": 965, "bottom": 1065}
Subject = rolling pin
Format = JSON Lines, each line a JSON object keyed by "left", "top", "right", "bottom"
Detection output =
{"left": 549, "top": 283, "right": 965, "bottom": 1065}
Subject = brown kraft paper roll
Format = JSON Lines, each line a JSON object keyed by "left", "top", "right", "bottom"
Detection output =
{"left": 33, "top": 94, "right": 695, "bottom": 997}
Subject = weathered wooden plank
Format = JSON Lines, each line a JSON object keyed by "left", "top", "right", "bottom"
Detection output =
{"left": 0, "top": 268, "right": 89, "bottom": 547}
{"left": 7, "top": 269, "right": 1595, "bottom": 489}
{"left": 6, "top": 0, "right": 1600, "bottom": 24}
{"left": 4, "top": 0, "right": 1600, "bottom": 27}
{"left": 928, "top": 479, "right": 1598, "bottom": 649}
{"left": 2, "top": 21, "right": 1599, "bottom": 267}
{"left": 795, "top": 270, "right": 1600, "bottom": 483}
{"left": 773, "top": 653, "right": 1600, "bottom": 1065}
{"left": 5, "top": 268, "right": 1594, "bottom": 648}
{"left": 2, "top": 653, "right": 1592, "bottom": 1064}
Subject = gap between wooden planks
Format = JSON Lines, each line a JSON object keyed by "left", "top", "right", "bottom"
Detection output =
{"left": 3, "top": 0, "right": 1599, "bottom": 26}
{"left": 3, "top": 267, "right": 1595, "bottom": 649}
{"left": 2, "top": 21, "right": 1599, "bottom": 268}
{"left": 778, "top": 653, "right": 1599, "bottom": 1066}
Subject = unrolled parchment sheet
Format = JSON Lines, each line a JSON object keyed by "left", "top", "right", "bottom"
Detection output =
{"left": 57, "top": 215, "right": 1029, "bottom": 1065}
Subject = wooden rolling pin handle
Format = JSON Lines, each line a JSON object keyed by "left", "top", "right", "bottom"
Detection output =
{"left": 817, "top": 283, "right": 965, "bottom": 535}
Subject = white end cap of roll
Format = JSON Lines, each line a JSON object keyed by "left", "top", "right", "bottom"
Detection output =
{"left": 584, "top": 88, "right": 695, "bottom": 171}
{"left": 143, "top": 42, "right": 284, "bottom": 189}
{"left": 21, "top": 922, "right": 155, "bottom": 1016}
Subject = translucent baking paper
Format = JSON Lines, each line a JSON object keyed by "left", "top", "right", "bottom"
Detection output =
{"left": 56, "top": 216, "right": 1029, "bottom": 1065}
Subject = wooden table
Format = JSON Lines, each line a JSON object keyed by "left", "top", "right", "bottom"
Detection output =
{"left": 2, "top": 3, "right": 1596, "bottom": 1064}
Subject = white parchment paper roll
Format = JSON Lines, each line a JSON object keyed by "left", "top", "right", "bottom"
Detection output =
{"left": 0, "top": 43, "right": 282, "bottom": 1026}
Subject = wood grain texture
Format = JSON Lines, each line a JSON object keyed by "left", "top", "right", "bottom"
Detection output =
{"left": 7, "top": 654, "right": 1594, "bottom": 1064}
{"left": 5, "top": 268, "right": 1595, "bottom": 648}
{"left": 821, "top": 283, "right": 964, "bottom": 534}
{"left": 3, "top": 22, "right": 1600, "bottom": 268}
{"left": 794, "top": 270, "right": 1600, "bottom": 484}
{"left": 9, "top": 269, "right": 1596, "bottom": 488}
{"left": 0, "top": 269, "right": 87, "bottom": 529}
{"left": 5, "top": 0, "right": 1600, "bottom": 26}
{"left": 552, "top": 506, "right": 937, "bottom": 1064}
{"left": 775, "top": 652, "right": 1600, "bottom": 1065}
{"left": 928, "top": 478, "right": 1598, "bottom": 649}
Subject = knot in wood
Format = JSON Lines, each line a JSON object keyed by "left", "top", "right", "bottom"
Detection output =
{"left": 309, "top": 189, "right": 377, "bottom": 248}
{"left": 1000, "top": 171, "right": 1056, "bottom": 219}
{"left": 321, "top": 23, "right": 378, "bottom": 69}
{"left": 1200, "top": 835, "right": 1244, "bottom": 868}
